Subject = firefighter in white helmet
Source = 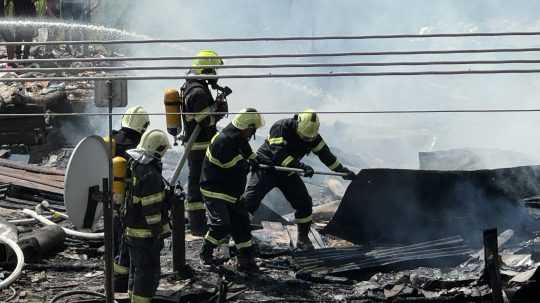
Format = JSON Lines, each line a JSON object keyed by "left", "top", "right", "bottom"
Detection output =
{"left": 242, "top": 109, "right": 355, "bottom": 250}
{"left": 123, "top": 129, "right": 171, "bottom": 302}
{"left": 199, "top": 108, "right": 264, "bottom": 272}
{"left": 103, "top": 105, "right": 150, "bottom": 292}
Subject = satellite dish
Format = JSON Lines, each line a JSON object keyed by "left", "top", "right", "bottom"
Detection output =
{"left": 64, "top": 136, "right": 109, "bottom": 231}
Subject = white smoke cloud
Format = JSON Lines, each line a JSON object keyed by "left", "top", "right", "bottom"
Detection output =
{"left": 96, "top": 0, "right": 540, "bottom": 168}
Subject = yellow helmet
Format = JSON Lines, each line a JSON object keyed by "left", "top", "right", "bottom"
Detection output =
{"left": 232, "top": 108, "right": 265, "bottom": 130}
{"left": 296, "top": 109, "right": 320, "bottom": 141}
{"left": 137, "top": 129, "right": 171, "bottom": 158}
{"left": 121, "top": 106, "right": 150, "bottom": 134}
{"left": 192, "top": 50, "right": 224, "bottom": 75}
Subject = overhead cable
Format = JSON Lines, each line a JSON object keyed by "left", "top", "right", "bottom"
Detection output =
{"left": 8, "top": 59, "right": 540, "bottom": 73}
{"left": 2, "top": 109, "right": 540, "bottom": 118}
{"left": 3, "top": 47, "right": 540, "bottom": 64}
{"left": 4, "top": 68, "right": 540, "bottom": 82}
{"left": 2, "top": 31, "right": 540, "bottom": 46}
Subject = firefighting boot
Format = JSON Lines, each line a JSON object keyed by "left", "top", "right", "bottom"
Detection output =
{"left": 236, "top": 247, "right": 259, "bottom": 273}
{"left": 199, "top": 241, "right": 216, "bottom": 267}
{"left": 188, "top": 210, "right": 208, "bottom": 237}
{"left": 6, "top": 45, "right": 16, "bottom": 63}
{"left": 296, "top": 222, "right": 315, "bottom": 251}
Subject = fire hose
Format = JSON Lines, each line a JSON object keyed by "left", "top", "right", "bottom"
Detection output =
{"left": 22, "top": 209, "right": 104, "bottom": 240}
{"left": 0, "top": 235, "right": 24, "bottom": 290}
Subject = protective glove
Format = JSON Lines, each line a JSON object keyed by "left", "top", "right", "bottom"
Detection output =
{"left": 248, "top": 158, "right": 260, "bottom": 171}
{"left": 150, "top": 225, "right": 161, "bottom": 238}
{"left": 239, "top": 160, "right": 251, "bottom": 175}
{"left": 297, "top": 162, "right": 315, "bottom": 178}
{"left": 339, "top": 167, "right": 356, "bottom": 180}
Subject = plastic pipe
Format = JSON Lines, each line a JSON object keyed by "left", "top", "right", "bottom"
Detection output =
{"left": 0, "top": 235, "right": 24, "bottom": 290}
{"left": 22, "top": 209, "right": 103, "bottom": 240}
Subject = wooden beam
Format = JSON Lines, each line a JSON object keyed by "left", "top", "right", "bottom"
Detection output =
{"left": 0, "top": 166, "right": 64, "bottom": 189}
{"left": 0, "top": 158, "right": 65, "bottom": 176}
{"left": 0, "top": 174, "right": 63, "bottom": 195}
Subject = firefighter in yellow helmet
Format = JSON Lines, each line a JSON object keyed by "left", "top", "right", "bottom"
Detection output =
{"left": 181, "top": 49, "right": 229, "bottom": 236}
{"left": 199, "top": 108, "right": 264, "bottom": 272}
{"left": 123, "top": 129, "right": 171, "bottom": 302}
{"left": 242, "top": 110, "right": 355, "bottom": 250}
{"left": 104, "top": 105, "right": 150, "bottom": 292}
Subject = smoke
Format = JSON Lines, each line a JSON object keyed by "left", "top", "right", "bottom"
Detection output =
{"left": 96, "top": 0, "right": 540, "bottom": 169}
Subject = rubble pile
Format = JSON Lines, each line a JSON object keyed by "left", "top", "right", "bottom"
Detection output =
{"left": 0, "top": 44, "right": 123, "bottom": 163}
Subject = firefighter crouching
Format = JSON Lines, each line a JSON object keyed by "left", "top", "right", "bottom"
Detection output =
{"left": 242, "top": 109, "right": 355, "bottom": 250}
{"left": 123, "top": 129, "right": 171, "bottom": 303}
{"left": 181, "top": 49, "right": 228, "bottom": 236}
{"left": 199, "top": 108, "right": 264, "bottom": 272}
{"left": 104, "top": 106, "right": 150, "bottom": 293}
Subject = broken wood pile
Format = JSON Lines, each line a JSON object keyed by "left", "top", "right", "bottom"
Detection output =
{"left": 0, "top": 159, "right": 64, "bottom": 210}
{"left": 293, "top": 236, "right": 474, "bottom": 276}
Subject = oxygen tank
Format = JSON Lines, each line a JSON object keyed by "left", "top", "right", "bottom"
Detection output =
{"left": 112, "top": 156, "right": 128, "bottom": 209}
{"left": 164, "top": 88, "right": 182, "bottom": 145}
{"left": 103, "top": 136, "right": 116, "bottom": 157}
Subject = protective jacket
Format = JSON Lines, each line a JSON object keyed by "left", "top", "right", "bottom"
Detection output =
{"left": 4, "top": 0, "right": 36, "bottom": 16}
{"left": 123, "top": 155, "right": 170, "bottom": 239}
{"left": 111, "top": 127, "right": 141, "bottom": 159}
{"left": 257, "top": 118, "right": 345, "bottom": 171}
{"left": 200, "top": 124, "right": 256, "bottom": 203}
{"left": 182, "top": 79, "right": 218, "bottom": 151}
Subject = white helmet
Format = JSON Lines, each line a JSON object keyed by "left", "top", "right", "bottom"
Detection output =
{"left": 121, "top": 106, "right": 150, "bottom": 134}
{"left": 137, "top": 129, "right": 171, "bottom": 158}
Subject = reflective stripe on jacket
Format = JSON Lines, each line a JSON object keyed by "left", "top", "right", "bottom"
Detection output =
{"left": 123, "top": 159, "right": 170, "bottom": 239}
{"left": 182, "top": 79, "right": 218, "bottom": 149}
{"left": 256, "top": 118, "right": 344, "bottom": 171}
{"left": 200, "top": 123, "right": 255, "bottom": 202}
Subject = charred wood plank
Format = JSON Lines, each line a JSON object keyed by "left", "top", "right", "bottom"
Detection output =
{"left": 0, "top": 158, "right": 64, "bottom": 176}
{"left": 0, "top": 166, "right": 64, "bottom": 189}
{"left": 0, "top": 174, "right": 63, "bottom": 194}
{"left": 0, "top": 131, "right": 46, "bottom": 145}
{"left": 7, "top": 186, "right": 64, "bottom": 203}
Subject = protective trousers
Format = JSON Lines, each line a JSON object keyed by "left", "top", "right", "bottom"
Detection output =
{"left": 203, "top": 196, "right": 253, "bottom": 253}
{"left": 5, "top": 27, "right": 34, "bottom": 60}
{"left": 127, "top": 237, "right": 163, "bottom": 303}
{"left": 187, "top": 149, "right": 207, "bottom": 236}
{"left": 113, "top": 215, "right": 130, "bottom": 292}
{"left": 243, "top": 169, "right": 313, "bottom": 224}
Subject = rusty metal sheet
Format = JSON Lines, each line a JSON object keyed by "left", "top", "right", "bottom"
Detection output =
{"left": 324, "top": 167, "right": 540, "bottom": 245}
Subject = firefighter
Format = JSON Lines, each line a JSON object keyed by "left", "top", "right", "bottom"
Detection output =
{"left": 199, "top": 108, "right": 264, "bottom": 271}
{"left": 104, "top": 106, "right": 150, "bottom": 293}
{"left": 243, "top": 110, "right": 355, "bottom": 250}
{"left": 3, "top": 0, "right": 38, "bottom": 61}
{"left": 181, "top": 49, "right": 228, "bottom": 236}
{"left": 123, "top": 129, "right": 171, "bottom": 303}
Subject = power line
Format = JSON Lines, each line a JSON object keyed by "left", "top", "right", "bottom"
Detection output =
{"left": 2, "top": 31, "right": 540, "bottom": 46}
{"left": 4, "top": 68, "right": 540, "bottom": 82}
{"left": 3, "top": 47, "right": 540, "bottom": 64}
{"left": 8, "top": 59, "right": 540, "bottom": 74}
{"left": 2, "top": 109, "right": 540, "bottom": 118}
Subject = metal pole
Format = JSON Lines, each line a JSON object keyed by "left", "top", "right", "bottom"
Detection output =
{"left": 103, "top": 81, "right": 114, "bottom": 303}
{"left": 258, "top": 164, "right": 349, "bottom": 177}
{"left": 483, "top": 228, "right": 504, "bottom": 303}
{"left": 170, "top": 125, "right": 201, "bottom": 273}
{"left": 170, "top": 125, "right": 201, "bottom": 186}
